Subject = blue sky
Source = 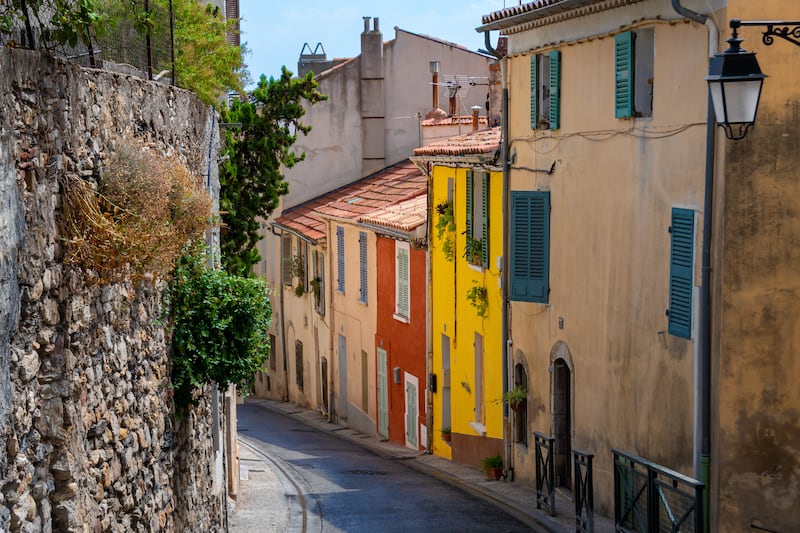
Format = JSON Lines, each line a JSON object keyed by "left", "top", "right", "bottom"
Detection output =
{"left": 239, "top": 0, "right": 510, "bottom": 87}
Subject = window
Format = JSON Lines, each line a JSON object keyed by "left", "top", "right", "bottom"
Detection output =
{"left": 336, "top": 226, "right": 345, "bottom": 293}
{"left": 513, "top": 364, "right": 528, "bottom": 445}
{"left": 268, "top": 334, "right": 276, "bottom": 371}
{"left": 530, "top": 50, "right": 561, "bottom": 130}
{"left": 359, "top": 231, "right": 368, "bottom": 303}
{"left": 295, "top": 340, "right": 304, "bottom": 390}
{"left": 312, "top": 250, "right": 325, "bottom": 315}
{"left": 465, "top": 170, "right": 489, "bottom": 268}
{"left": 668, "top": 208, "right": 694, "bottom": 339}
{"left": 615, "top": 29, "right": 654, "bottom": 119}
{"left": 395, "top": 241, "right": 410, "bottom": 320}
{"left": 297, "top": 239, "right": 308, "bottom": 291}
{"left": 509, "top": 191, "right": 550, "bottom": 303}
{"left": 281, "top": 233, "right": 292, "bottom": 286}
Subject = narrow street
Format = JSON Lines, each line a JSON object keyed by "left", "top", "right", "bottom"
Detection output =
{"left": 230, "top": 402, "right": 534, "bottom": 532}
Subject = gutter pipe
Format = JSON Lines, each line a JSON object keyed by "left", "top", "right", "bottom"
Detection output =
{"left": 671, "top": 3, "right": 717, "bottom": 532}
{"left": 480, "top": 29, "right": 513, "bottom": 480}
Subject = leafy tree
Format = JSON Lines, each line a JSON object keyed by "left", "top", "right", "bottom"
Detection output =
{"left": 219, "top": 68, "right": 326, "bottom": 277}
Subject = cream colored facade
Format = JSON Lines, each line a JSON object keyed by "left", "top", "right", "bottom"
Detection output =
{"left": 495, "top": 0, "right": 718, "bottom": 517}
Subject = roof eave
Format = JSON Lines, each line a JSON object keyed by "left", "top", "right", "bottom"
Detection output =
{"left": 477, "top": 0, "right": 598, "bottom": 32}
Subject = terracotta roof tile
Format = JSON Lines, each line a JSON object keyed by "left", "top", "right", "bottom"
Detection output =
{"left": 413, "top": 126, "right": 501, "bottom": 157}
{"left": 358, "top": 193, "right": 427, "bottom": 233}
{"left": 273, "top": 160, "right": 427, "bottom": 241}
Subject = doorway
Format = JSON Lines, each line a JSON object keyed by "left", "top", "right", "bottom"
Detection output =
{"left": 377, "top": 347, "right": 389, "bottom": 438}
{"left": 553, "top": 358, "right": 571, "bottom": 490}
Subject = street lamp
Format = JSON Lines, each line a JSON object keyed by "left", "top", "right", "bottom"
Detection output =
{"left": 707, "top": 18, "right": 800, "bottom": 140}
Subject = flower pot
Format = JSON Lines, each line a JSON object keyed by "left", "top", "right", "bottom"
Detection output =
{"left": 442, "top": 432, "right": 451, "bottom": 442}
{"left": 486, "top": 466, "right": 503, "bottom": 480}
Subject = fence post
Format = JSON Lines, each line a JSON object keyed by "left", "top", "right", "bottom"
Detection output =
{"left": 574, "top": 450, "right": 594, "bottom": 533}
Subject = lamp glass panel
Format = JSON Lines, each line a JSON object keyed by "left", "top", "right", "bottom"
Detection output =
{"left": 709, "top": 83, "right": 726, "bottom": 124}
{"left": 720, "top": 79, "right": 763, "bottom": 124}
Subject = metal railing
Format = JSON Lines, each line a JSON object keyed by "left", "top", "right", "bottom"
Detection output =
{"left": 534, "top": 432, "right": 556, "bottom": 516}
{"left": 574, "top": 449, "right": 594, "bottom": 532}
{"left": 613, "top": 449, "right": 704, "bottom": 533}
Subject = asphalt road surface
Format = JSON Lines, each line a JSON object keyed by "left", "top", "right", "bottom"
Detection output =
{"left": 235, "top": 402, "right": 533, "bottom": 532}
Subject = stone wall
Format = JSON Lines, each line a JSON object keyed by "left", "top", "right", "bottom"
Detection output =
{"left": 0, "top": 47, "right": 224, "bottom": 532}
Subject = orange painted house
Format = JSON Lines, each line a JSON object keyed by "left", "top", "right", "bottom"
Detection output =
{"left": 359, "top": 194, "right": 428, "bottom": 449}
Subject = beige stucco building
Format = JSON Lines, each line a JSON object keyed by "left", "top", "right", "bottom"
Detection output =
{"left": 481, "top": 0, "right": 800, "bottom": 530}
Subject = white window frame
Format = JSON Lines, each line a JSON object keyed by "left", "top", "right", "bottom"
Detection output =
{"left": 394, "top": 241, "right": 410, "bottom": 322}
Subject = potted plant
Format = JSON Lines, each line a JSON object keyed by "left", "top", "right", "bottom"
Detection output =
{"left": 442, "top": 426, "right": 451, "bottom": 443}
{"left": 463, "top": 236, "right": 483, "bottom": 265}
{"left": 435, "top": 200, "right": 455, "bottom": 262}
{"left": 481, "top": 454, "right": 503, "bottom": 480}
{"left": 503, "top": 385, "right": 527, "bottom": 412}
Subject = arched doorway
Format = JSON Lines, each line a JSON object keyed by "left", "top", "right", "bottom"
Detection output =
{"left": 513, "top": 363, "right": 528, "bottom": 445}
{"left": 552, "top": 358, "right": 571, "bottom": 490}
{"left": 550, "top": 341, "right": 573, "bottom": 491}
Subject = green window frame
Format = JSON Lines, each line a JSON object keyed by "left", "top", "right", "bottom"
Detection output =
{"left": 530, "top": 51, "right": 561, "bottom": 130}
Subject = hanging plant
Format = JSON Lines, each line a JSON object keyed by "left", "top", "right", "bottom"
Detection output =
{"left": 435, "top": 200, "right": 455, "bottom": 262}
{"left": 466, "top": 281, "right": 488, "bottom": 318}
{"left": 310, "top": 277, "right": 322, "bottom": 300}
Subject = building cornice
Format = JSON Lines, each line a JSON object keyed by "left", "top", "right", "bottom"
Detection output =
{"left": 478, "top": 0, "right": 646, "bottom": 35}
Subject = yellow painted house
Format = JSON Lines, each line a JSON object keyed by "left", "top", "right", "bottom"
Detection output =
{"left": 413, "top": 127, "right": 504, "bottom": 467}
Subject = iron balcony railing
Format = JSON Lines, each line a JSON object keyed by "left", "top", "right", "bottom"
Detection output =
{"left": 574, "top": 449, "right": 594, "bottom": 533}
{"left": 534, "top": 432, "right": 556, "bottom": 516}
{"left": 613, "top": 448, "right": 704, "bottom": 533}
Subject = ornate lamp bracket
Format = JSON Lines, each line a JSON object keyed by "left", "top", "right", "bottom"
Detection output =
{"left": 730, "top": 18, "right": 800, "bottom": 48}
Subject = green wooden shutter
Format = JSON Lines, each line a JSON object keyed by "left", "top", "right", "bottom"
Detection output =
{"left": 549, "top": 50, "right": 561, "bottom": 130}
{"left": 615, "top": 32, "right": 635, "bottom": 118}
{"left": 530, "top": 55, "right": 539, "bottom": 129}
{"left": 465, "top": 169, "right": 474, "bottom": 244}
{"left": 668, "top": 208, "right": 694, "bottom": 338}
{"left": 481, "top": 172, "right": 489, "bottom": 268}
{"left": 509, "top": 191, "right": 550, "bottom": 303}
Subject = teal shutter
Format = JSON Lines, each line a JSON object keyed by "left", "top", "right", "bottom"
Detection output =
{"left": 530, "top": 55, "right": 539, "bottom": 129}
{"left": 336, "top": 226, "right": 345, "bottom": 292}
{"left": 668, "top": 208, "right": 694, "bottom": 338}
{"left": 481, "top": 172, "right": 489, "bottom": 268}
{"left": 549, "top": 50, "right": 560, "bottom": 130}
{"left": 465, "top": 170, "right": 474, "bottom": 242}
{"left": 359, "top": 231, "right": 368, "bottom": 302}
{"left": 509, "top": 191, "right": 550, "bottom": 303}
{"left": 615, "top": 32, "right": 635, "bottom": 118}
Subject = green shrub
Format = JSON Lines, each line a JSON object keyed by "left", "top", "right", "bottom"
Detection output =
{"left": 167, "top": 246, "right": 272, "bottom": 408}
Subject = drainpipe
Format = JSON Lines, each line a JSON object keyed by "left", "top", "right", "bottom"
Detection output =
{"left": 671, "top": 3, "right": 717, "bottom": 531}
{"left": 480, "top": 29, "right": 512, "bottom": 480}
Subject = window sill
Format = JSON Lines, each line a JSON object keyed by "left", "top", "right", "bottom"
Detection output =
{"left": 392, "top": 313, "right": 409, "bottom": 324}
{"left": 468, "top": 263, "right": 484, "bottom": 273}
{"left": 469, "top": 421, "right": 486, "bottom": 437}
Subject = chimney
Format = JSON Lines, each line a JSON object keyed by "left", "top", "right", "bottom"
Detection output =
{"left": 471, "top": 106, "right": 481, "bottom": 131}
{"left": 430, "top": 60, "right": 440, "bottom": 110}
{"left": 360, "top": 17, "right": 385, "bottom": 177}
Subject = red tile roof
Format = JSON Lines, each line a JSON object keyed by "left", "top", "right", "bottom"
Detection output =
{"left": 481, "top": 0, "right": 597, "bottom": 25}
{"left": 413, "top": 127, "right": 501, "bottom": 157}
{"left": 273, "top": 160, "right": 427, "bottom": 242}
{"left": 358, "top": 193, "right": 427, "bottom": 233}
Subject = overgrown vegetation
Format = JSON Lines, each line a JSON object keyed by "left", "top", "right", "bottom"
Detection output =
{"left": 60, "top": 141, "right": 211, "bottom": 282}
{"left": 2, "top": 0, "right": 244, "bottom": 103}
{"left": 167, "top": 245, "right": 272, "bottom": 408}
{"left": 435, "top": 200, "right": 455, "bottom": 261}
{"left": 219, "top": 69, "right": 326, "bottom": 277}
{"left": 466, "top": 281, "right": 488, "bottom": 318}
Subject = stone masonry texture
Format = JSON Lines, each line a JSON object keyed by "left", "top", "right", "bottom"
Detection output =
{"left": 0, "top": 47, "right": 223, "bottom": 532}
